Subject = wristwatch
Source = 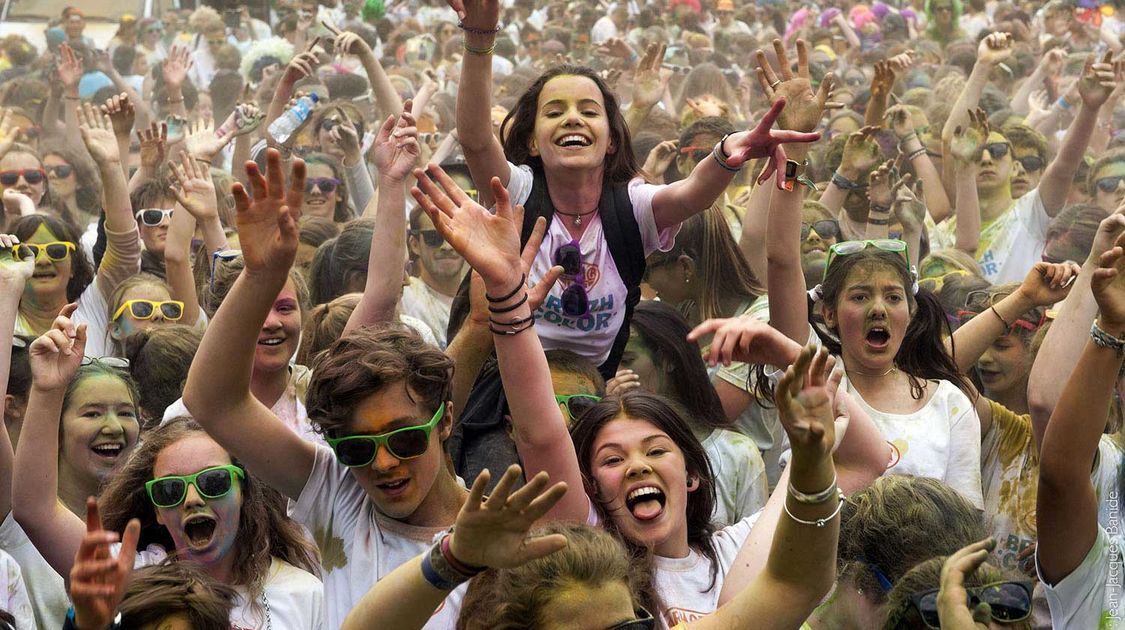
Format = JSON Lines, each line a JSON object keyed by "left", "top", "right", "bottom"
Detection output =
{"left": 783, "top": 159, "right": 815, "bottom": 192}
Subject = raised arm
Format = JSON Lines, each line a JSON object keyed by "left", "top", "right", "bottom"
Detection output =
{"left": 0, "top": 238, "right": 33, "bottom": 518}
{"left": 333, "top": 31, "right": 403, "bottom": 124}
{"left": 738, "top": 176, "right": 772, "bottom": 285}
{"left": 341, "top": 466, "right": 567, "bottom": 630}
{"left": 167, "top": 152, "right": 228, "bottom": 327}
{"left": 78, "top": 103, "right": 141, "bottom": 298}
{"left": 410, "top": 166, "right": 586, "bottom": 523}
{"left": 345, "top": 105, "right": 420, "bottom": 334}
{"left": 101, "top": 93, "right": 135, "bottom": 180}
{"left": 56, "top": 44, "right": 84, "bottom": 151}
{"left": 11, "top": 306, "right": 90, "bottom": 577}
{"left": 1039, "top": 52, "right": 1117, "bottom": 216}
{"left": 1028, "top": 208, "right": 1125, "bottom": 449}
{"left": 130, "top": 121, "right": 167, "bottom": 196}
{"left": 941, "top": 33, "right": 1011, "bottom": 149}
{"left": 265, "top": 48, "right": 320, "bottom": 140}
{"left": 820, "top": 126, "right": 881, "bottom": 220}
{"left": 623, "top": 44, "right": 667, "bottom": 135}
{"left": 182, "top": 150, "right": 316, "bottom": 500}
{"left": 887, "top": 104, "right": 951, "bottom": 223}
{"left": 699, "top": 346, "right": 839, "bottom": 630}
{"left": 160, "top": 47, "right": 191, "bottom": 120}
{"left": 1036, "top": 232, "right": 1125, "bottom": 585}
{"left": 949, "top": 109, "right": 989, "bottom": 255}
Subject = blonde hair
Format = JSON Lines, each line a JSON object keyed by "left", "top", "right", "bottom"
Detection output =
{"left": 296, "top": 293, "right": 359, "bottom": 365}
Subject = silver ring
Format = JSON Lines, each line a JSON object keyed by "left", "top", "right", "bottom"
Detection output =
{"left": 769, "top": 79, "right": 782, "bottom": 89}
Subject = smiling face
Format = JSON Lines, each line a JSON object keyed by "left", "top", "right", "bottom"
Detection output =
{"left": 976, "top": 133, "right": 1013, "bottom": 194}
{"left": 342, "top": 382, "right": 452, "bottom": 525}
{"left": 302, "top": 163, "right": 340, "bottom": 221}
{"left": 112, "top": 283, "right": 175, "bottom": 342}
{"left": 60, "top": 374, "right": 140, "bottom": 485}
{"left": 255, "top": 280, "right": 301, "bottom": 375}
{"left": 530, "top": 75, "right": 615, "bottom": 175}
{"left": 823, "top": 262, "right": 912, "bottom": 372}
{"left": 43, "top": 153, "right": 77, "bottom": 201}
{"left": 24, "top": 223, "right": 73, "bottom": 304}
{"left": 0, "top": 151, "right": 46, "bottom": 206}
{"left": 153, "top": 434, "right": 242, "bottom": 568}
{"left": 589, "top": 416, "right": 693, "bottom": 558}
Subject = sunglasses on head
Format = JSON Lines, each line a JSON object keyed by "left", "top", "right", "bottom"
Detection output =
{"left": 801, "top": 220, "right": 840, "bottom": 240}
{"left": 210, "top": 249, "right": 241, "bottom": 292}
{"left": 327, "top": 405, "right": 445, "bottom": 467}
{"left": 411, "top": 229, "right": 444, "bottom": 248}
{"left": 1016, "top": 155, "right": 1045, "bottom": 172}
{"left": 909, "top": 581, "right": 1033, "bottom": 629}
{"left": 956, "top": 308, "right": 1044, "bottom": 333}
{"left": 1096, "top": 175, "right": 1125, "bottom": 193}
{"left": 0, "top": 169, "right": 46, "bottom": 186}
{"left": 983, "top": 143, "right": 1010, "bottom": 161}
{"left": 305, "top": 177, "right": 340, "bottom": 194}
{"left": 45, "top": 164, "right": 74, "bottom": 178}
{"left": 604, "top": 608, "right": 656, "bottom": 630}
{"left": 554, "top": 240, "right": 589, "bottom": 317}
{"left": 80, "top": 356, "right": 130, "bottom": 369}
{"left": 135, "top": 208, "right": 174, "bottom": 227}
{"left": 112, "top": 299, "right": 184, "bottom": 322}
{"left": 555, "top": 394, "right": 601, "bottom": 419}
{"left": 918, "top": 269, "right": 971, "bottom": 294}
{"left": 146, "top": 464, "right": 246, "bottom": 509}
{"left": 14, "top": 241, "right": 75, "bottom": 262}
{"left": 823, "top": 239, "right": 910, "bottom": 281}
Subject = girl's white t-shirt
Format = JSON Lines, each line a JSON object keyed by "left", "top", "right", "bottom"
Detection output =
{"left": 132, "top": 549, "right": 325, "bottom": 630}
{"left": 0, "top": 513, "right": 65, "bottom": 630}
{"left": 701, "top": 429, "right": 768, "bottom": 528}
{"left": 0, "top": 547, "right": 36, "bottom": 630}
{"left": 844, "top": 377, "right": 984, "bottom": 509}
{"left": 507, "top": 164, "right": 679, "bottom": 366}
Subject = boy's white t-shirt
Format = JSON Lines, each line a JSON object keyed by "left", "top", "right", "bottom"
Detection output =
{"left": 132, "top": 548, "right": 324, "bottom": 630}
{"left": 1037, "top": 527, "right": 1125, "bottom": 629}
{"left": 702, "top": 429, "right": 768, "bottom": 528}
{"left": 507, "top": 164, "right": 679, "bottom": 366}
{"left": 0, "top": 513, "right": 65, "bottom": 630}
{"left": 0, "top": 548, "right": 36, "bottom": 630}
{"left": 844, "top": 377, "right": 984, "bottom": 509}
{"left": 290, "top": 445, "right": 465, "bottom": 630}
{"left": 930, "top": 187, "right": 1049, "bottom": 285}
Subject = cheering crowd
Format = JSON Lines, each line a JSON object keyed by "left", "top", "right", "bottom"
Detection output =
{"left": 0, "top": 0, "right": 1123, "bottom": 627}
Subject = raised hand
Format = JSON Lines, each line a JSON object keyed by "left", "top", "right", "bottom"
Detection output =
{"left": 372, "top": 101, "right": 420, "bottom": 182}
{"left": 890, "top": 174, "right": 925, "bottom": 233}
{"left": 0, "top": 108, "right": 15, "bottom": 158}
{"left": 976, "top": 32, "right": 1013, "bottom": 67}
{"left": 630, "top": 43, "right": 668, "bottom": 111}
{"left": 448, "top": 0, "right": 501, "bottom": 29}
{"left": 755, "top": 38, "right": 840, "bottom": 133}
{"left": 136, "top": 121, "right": 167, "bottom": 171}
{"left": 90, "top": 48, "right": 113, "bottom": 75}
{"left": 1089, "top": 204, "right": 1125, "bottom": 264}
{"left": 936, "top": 538, "right": 998, "bottom": 630}
{"left": 78, "top": 102, "right": 121, "bottom": 165}
{"left": 641, "top": 139, "right": 678, "bottom": 181}
{"left": 283, "top": 50, "right": 320, "bottom": 85}
{"left": 721, "top": 98, "right": 822, "bottom": 189}
{"left": 231, "top": 149, "right": 306, "bottom": 276}
{"left": 870, "top": 60, "right": 895, "bottom": 100}
{"left": 688, "top": 316, "right": 800, "bottom": 368}
{"left": 0, "top": 234, "right": 34, "bottom": 291}
{"left": 56, "top": 43, "right": 83, "bottom": 90}
{"left": 1092, "top": 231, "right": 1125, "bottom": 332}
{"left": 775, "top": 344, "right": 836, "bottom": 456}
{"left": 1015, "top": 261, "right": 1080, "bottom": 307}
{"left": 169, "top": 152, "right": 218, "bottom": 221}
{"left": 886, "top": 50, "right": 916, "bottom": 75}
{"left": 950, "top": 108, "right": 989, "bottom": 164}
{"left": 330, "top": 108, "right": 363, "bottom": 166}
{"left": 1040, "top": 47, "right": 1066, "bottom": 77}
{"left": 28, "top": 304, "right": 86, "bottom": 392}
{"left": 334, "top": 31, "right": 373, "bottom": 57}
{"left": 70, "top": 498, "right": 140, "bottom": 630}
{"left": 184, "top": 117, "right": 237, "bottom": 162}
{"left": 447, "top": 465, "right": 568, "bottom": 569}
{"left": 161, "top": 47, "right": 192, "bottom": 90}
{"left": 596, "top": 37, "right": 636, "bottom": 61}
{"left": 866, "top": 160, "right": 895, "bottom": 208}
{"left": 885, "top": 104, "right": 916, "bottom": 141}
{"left": 465, "top": 210, "right": 559, "bottom": 325}
{"left": 411, "top": 165, "right": 522, "bottom": 290}
{"left": 1078, "top": 50, "right": 1117, "bottom": 109}
{"left": 2, "top": 190, "right": 35, "bottom": 218}
{"left": 101, "top": 93, "right": 135, "bottom": 139}
{"left": 839, "top": 126, "right": 882, "bottom": 174}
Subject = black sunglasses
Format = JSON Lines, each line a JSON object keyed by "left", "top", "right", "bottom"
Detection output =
{"left": 554, "top": 240, "right": 589, "bottom": 317}
{"left": 412, "top": 229, "right": 444, "bottom": 248}
{"left": 603, "top": 608, "right": 656, "bottom": 630}
{"left": 305, "top": 177, "right": 340, "bottom": 194}
{"left": 1016, "top": 155, "right": 1045, "bottom": 172}
{"left": 801, "top": 220, "right": 840, "bottom": 240}
{"left": 45, "top": 164, "right": 74, "bottom": 178}
{"left": 983, "top": 143, "right": 1010, "bottom": 160}
{"left": 909, "top": 581, "right": 1033, "bottom": 629}
{"left": 0, "top": 169, "right": 45, "bottom": 186}
{"left": 1097, "top": 175, "right": 1125, "bottom": 193}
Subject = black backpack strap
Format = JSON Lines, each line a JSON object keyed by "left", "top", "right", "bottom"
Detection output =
{"left": 521, "top": 168, "right": 555, "bottom": 245}
{"left": 597, "top": 182, "right": 646, "bottom": 380}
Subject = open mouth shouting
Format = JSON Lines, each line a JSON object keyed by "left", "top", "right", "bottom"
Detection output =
{"left": 182, "top": 513, "right": 219, "bottom": 550}
{"left": 625, "top": 484, "right": 666, "bottom": 521}
{"left": 556, "top": 134, "right": 592, "bottom": 148}
{"left": 865, "top": 324, "right": 891, "bottom": 351}
{"left": 374, "top": 477, "right": 411, "bottom": 499}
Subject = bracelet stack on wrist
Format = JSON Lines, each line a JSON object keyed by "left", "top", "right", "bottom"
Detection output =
{"left": 487, "top": 274, "right": 535, "bottom": 336}
{"left": 906, "top": 147, "right": 927, "bottom": 161}
{"left": 784, "top": 474, "right": 845, "bottom": 528}
{"left": 897, "top": 132, "right": 918, "bottom": 152}
{"left": 831, "top": 172, "right": 863, "bottom": 190}
{"left": 457, "top": 20, "right": 503, "bottom": 35}
{"left": 711, "top": 134, "right": 741, "bottom": 173}
{"left": 463, "top": 41, "right": 496, "bottom": 56}
{"left": 1091, "top": 321, "right": 1125, "bottom": 355}
{"left": 420, "top": 533, "right": 485, "bottom": 591}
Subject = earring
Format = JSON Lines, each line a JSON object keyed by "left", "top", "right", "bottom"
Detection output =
{"left": 686, "top": 477, "right": 697, "bottom": 490}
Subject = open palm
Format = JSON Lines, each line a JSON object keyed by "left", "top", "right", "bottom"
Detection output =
{"left": 78, "top": 103, "right": 120, "bottom": 164}
{"left": 232, "top": 149, "right": 305, "bottom": 275}
{"left": 776, "top": 345, "right": 836, "bottom": 457}
{"left": 411, "top": 165, "right": 522, "bottom": 289}
{"left": 756, "top": 39, "right": 838, "bottom": 133}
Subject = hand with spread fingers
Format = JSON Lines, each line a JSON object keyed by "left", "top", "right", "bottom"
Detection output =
{"left": 78, "top": 102, "right": 122, "bottom": 165}
{"left": 630, "top": 43, "right": 669, "bottom": 111}
{"left": 169, "top": 152, "right": 218, "bottom": 222}
{"left": 755, "top": 38, "right": 840, "bottom": 134}
{"left": 184, "top": 117, "right": 238, "bottom": 163}
{"left": 950, "top": 108, "right": 990, "bottom": 164}
{"left": 371, "top": 101, "right": 419, "bottom": 183}
{"left": 231, "top": 149, "right": 306, "bottom": 277}
{"left": 101, "top": 93, "right": 135, "bottom": 139}
{"left": 870, "top": 60, "right": 896, "bottom": 100}
{"left": 70, "top": 498, "right": 140, "bottom": 630}
{"left": 840, "top": 126, "right": 883, "bottom": 175}
{"left": 447, "top": 465, "right": 569, "bottom": 570}
{"left": 776, "top": 344, "right": 836, "bottom": 457}
{"left": 866, "top": 160, "right": 896, "bottom": 208}
{"left": 137, "top": 121, "right": 168, "bottom": 172}
{"left": 161, "top": 46, "right": 192, "bottom": 90}
{"left": 717, "top": 97, "right": 823, "bottom": 189}
{"left": 1078, "top": 50, "right": 1118, "bottom": 109}
{"left": 29, "top": 304, "right": 86, "bottom": 392}
{"left": 465, "top": 206, "right": 560, "bottom": 324}
{"left": 56, "top": 43, "right": 83, "bottom": 91}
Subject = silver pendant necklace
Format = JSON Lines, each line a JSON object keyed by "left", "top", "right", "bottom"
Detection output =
{"left": 556, "top": 208, "right": 598, "bottom": 226}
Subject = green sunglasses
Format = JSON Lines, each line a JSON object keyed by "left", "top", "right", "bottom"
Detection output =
{"left": 327, "top": 405, "right": 446, "bottom": 467}
{"left": 555, "top": 394, "right": 601, "bottom": 419}
{"left": 823, "top": 239, "right": 910, "bottom": 281}
{"left": 145, "top": 464, "right": 245, "bottom": 509}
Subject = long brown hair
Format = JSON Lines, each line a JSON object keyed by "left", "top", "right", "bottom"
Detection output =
{"left": 500, "top": 65, "right": 638, "bottom": 185}
{"left": 98, "top": 419, "right": 321, "bottom": 608}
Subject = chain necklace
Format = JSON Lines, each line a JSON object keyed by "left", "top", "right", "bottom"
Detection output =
{"left": 263, "top": 593, "right": 272, "bottom": 630}
{"left": 848, "top": 365, "right": 898, "bottom": 378}
{"left": 555, "top": 207, "right": 598, "bottom": 226}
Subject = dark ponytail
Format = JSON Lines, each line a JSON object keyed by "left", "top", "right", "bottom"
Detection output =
{"left": 898, "top": 288, "right": 974, "bottom": 400}
{"left": 309, "top": 237, "right": 340, "bottom": 306}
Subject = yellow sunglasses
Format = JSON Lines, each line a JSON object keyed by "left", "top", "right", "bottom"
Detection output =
{"left": 112, "top": 299, "right": 184, "bottom": 322}
{"left": 14, "top": 241, "right": 75, "bottom": 262}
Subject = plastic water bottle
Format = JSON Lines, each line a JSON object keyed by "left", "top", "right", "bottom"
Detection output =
{"left": 268, "top": 93, "right": 319, "bottom": 144}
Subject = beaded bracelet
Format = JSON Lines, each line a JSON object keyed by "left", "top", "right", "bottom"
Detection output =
{"left": 458, "top": 20, "right": 502, "bottom": 35}
{"left": 906, "top": 148, "right": 927, "bottom": 161}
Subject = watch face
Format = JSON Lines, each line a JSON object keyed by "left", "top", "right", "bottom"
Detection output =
{"left": 786, "top": 160, "right": 798, "bottom": 178}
